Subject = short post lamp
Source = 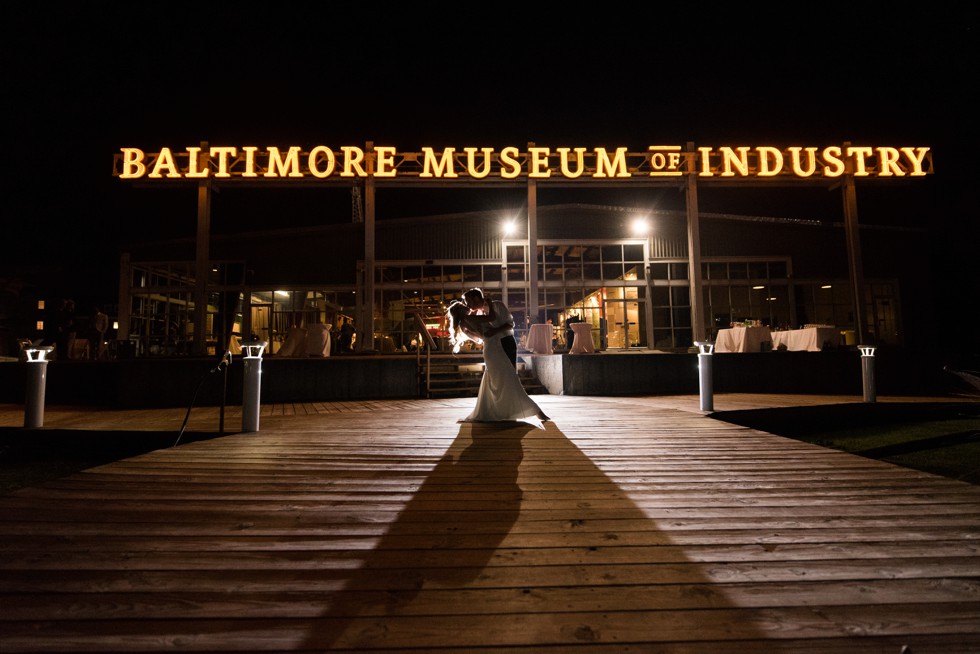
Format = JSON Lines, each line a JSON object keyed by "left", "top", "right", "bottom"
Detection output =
{"left": 859, "top": 345, "right": 876, "bottom": 403}
{"left": 694, "top": 341, "right": 715, "bottom": 412}
{"left": 241, "top": 341, "right": 267, "bottom": 433}
{"left": 24, "top": 346, "right": 55, "bottom": 429}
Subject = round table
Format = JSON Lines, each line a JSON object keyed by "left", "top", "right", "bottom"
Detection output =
{"left": 526, "top": 324, "right": 554, "bottom": 354}
{"left": 569, "top": 322, "right": 595, "bottom": 353}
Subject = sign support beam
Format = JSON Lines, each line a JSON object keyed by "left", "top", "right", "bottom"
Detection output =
{"left": 685, "top": 142, "right": 706, "bottom": 344}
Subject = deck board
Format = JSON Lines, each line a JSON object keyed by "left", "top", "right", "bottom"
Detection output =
{"left": 1, "top": 394, "right": 978, "bottom": 652}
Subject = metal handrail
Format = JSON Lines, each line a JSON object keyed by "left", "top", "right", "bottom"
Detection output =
{"left": 409, "top": 311, "right": 437, "bottom": 397}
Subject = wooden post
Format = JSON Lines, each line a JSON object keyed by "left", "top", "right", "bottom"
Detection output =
{"left": 841, "top": 162, "right": 867, "bottom": 345}
{"left": 116, "top": 252, "right": 131, "bottom": 342}
{"left": 360, "top": 141, "right": 376, "bottom": 352}
{"left": 685, "top": 142, "right": 706, "bottom": 344}
{"left": 193, "top": 143, "right": 212, "bottom": 356}
{"left": 527, "top": 170, "right": 539, "bottom": 324}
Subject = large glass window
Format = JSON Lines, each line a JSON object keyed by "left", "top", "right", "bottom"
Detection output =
{"left": 702, "top": 258, "right": 792, "bottom": 337}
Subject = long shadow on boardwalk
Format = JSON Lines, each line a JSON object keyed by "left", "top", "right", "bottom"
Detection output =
{"left": 299, "top": 418, "right": 781, "bottom": 651}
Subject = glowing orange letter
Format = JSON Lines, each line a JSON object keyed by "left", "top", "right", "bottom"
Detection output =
{"left": 119, "top": 148, "right": 146, "bottom": 178}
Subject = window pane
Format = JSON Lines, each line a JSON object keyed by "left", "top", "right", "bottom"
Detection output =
{"left": 650, "top": 263, "right": 668, "bottom": 279}
{"left": 669, "top": 263, "right": 688, "bottom": 280}
{"left": 603, "top": 263, "right": 623, "bottom": 280}
{"left": 671, "top": 286, "right": 690, "bottom": 306}
{"left": 708, "top": 262, "right": 727, "bottom": 279}
{"left": 672, "top": 307, "right": 691, "bottom": 327}
{"left": 601, "top": 245, "right": 622, "bottom": 262}
{"left": 483, "top": 265, "right": 502, "bottom": 282}
{"left": 462, "top": 265, "right": 482, "bottom": 283}
{"left": 582, "top": 263, "right": 602, "bottom": 280}
{"left": 650, "top": 286, "right": 670, "bottom": 305}
{"left": 623, "top": 244, "right": 643, "bottom": 261}
{"left": 749, "top": 262, "right": 768, "bottom": 280}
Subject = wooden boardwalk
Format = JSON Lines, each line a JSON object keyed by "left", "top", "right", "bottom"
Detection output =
{"left": 1, "top": 394, "right": 979, "bottom": 652}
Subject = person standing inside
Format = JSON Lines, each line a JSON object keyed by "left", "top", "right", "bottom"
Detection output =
{"left": 338, "top": 318, "right": 356, "bottom": 353}
{"left": 91, "top": 305, "right": 109, "bottom": 360}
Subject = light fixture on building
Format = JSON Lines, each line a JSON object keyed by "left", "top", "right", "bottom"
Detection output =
{"left": 752, "top": 285, "right": 765, "bottom": 290}
{"left": 821, "top": 284, "right": 833, "bottom": 289}
{"left": 502, "top": 219, "right": 518, "bottom": 236}
{"left": 630, "top": 217, "right": 650, "bottom": 236}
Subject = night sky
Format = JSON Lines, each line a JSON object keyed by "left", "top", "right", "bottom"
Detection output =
{"left": 7, "top": 7, "right": 977, "bottom": 325}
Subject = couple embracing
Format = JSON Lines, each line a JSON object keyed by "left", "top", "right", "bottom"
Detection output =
{"left": 446, "top": 288, "right": 549, "bottom": 429}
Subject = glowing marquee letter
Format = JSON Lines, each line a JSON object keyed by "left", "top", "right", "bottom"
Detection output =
{"left": 593, "top": 147, "right": 630, "bottom": 178}
{"left": 557, "top": 147, "right": 586, "bottom": 178}
{"left": 528, "top": 147, "right": 552, "bottom": 178}
{"left": 265, "top": 146, "right": 303, "bottom": 178}
{"left": 647, "top": 146, "right": 682, "bottom": 177}
{"left": 499, "top": 147, "right": 521, "bottom": 179}
{"left": 822, "top": 146, "right": 845, "bottom": 177}
{"left": 420, "top": 147, "right": 458, "bottom": 178}
{"left": 241, "top": 146, "right": 259, "bottom": 177}
{"left": 210, "top": 147, "right": 237, "bottom": 178}
{"left": 308, "top": 146, "right": 336, "bottom": 178}
{"left": 756, "top": 147, "right": 783, "bottom": 177}
{"left": 185, "top": 147, "right": 209, "bottom": 178}
{"left": 148, "top": 147, "right": 181, "bottom": 179}
{"left": 341, "top": 146, "right": 368, "bottom": 177}
{"left": 119, "top": 148, "right": 146, "bottom": 179}
{"left": 788, "top": 147, "right": 818, "bottom": 177}
{"left": 901, "top": 147, "right": 930, "bottom": 176}
{"left": 463, "top": 147, "right": 494, "bottom": 179}
{"left": 847, "top": 146, "right": 874, "bottom": 176}
{"left": 719, "top": 147, "right": 750, "bottom": 177}
{"left": 698, "top": 147, "right": 714, "bottom": 176}
{"left": 374, "top": 146, "right": 397, "bottom": 178}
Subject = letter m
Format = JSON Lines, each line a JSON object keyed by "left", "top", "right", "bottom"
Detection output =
{"left": 420, "top": 147, "right": 458, "bottom": 178}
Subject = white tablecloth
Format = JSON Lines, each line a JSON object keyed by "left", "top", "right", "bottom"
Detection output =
{"left": 771, "top": 327, "right": 838, "bottom": 352}
{"left": 278, "top": 327, "right": 307, "bottom": 356}
{"left": 305, "top": 324, "right": 332, "bottom": 357}
{"left": 714, "top": 326, "right": 772, "bottom": 353}
{"left": 569, "top": 322, "right": 595, "bottom": 353}
{"left": 526, "top": 324, "right": 554, "bottom": 354}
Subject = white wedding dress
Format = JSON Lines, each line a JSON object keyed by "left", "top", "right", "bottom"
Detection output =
{"left": 463, "top": 326, "right": 549, "bottom": 428}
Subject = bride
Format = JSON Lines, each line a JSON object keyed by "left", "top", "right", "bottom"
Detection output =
{"left": 446, "top": 300, "right": 549, "bottom": 428}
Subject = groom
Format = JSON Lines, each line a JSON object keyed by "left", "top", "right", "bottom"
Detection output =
{"left": 463, "top": 288, "right": 517, "bottom": 368}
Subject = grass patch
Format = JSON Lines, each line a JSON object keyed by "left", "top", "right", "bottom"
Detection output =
{"left": 710, "top": 401, "right": 980, "bottom": 485}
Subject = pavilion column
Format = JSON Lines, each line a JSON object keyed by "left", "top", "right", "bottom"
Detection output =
{"left": 194, "top": 176, "right": 212, "bottom": 357}
{"left": 685, "top": 142, "right": 706, "bottom": 343}
{"left": 527, "top": 174, "right": 539, "bottom": 324}
{"left": 117, "top": 252, "right": 131, "bottom": 341}
{"left": 841, "top": 167, "right": 867, "bottom": 345}
{"left": 360, "top": 141, "right": 377, "bottom": 352}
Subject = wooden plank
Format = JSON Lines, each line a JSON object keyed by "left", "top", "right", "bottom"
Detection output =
{"left": 0, "top": 395, "right": 978, "bottom": 653}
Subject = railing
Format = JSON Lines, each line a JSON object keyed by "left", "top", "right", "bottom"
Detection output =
{"left": 409, "top": 311, "right": 438, "bottom": 397}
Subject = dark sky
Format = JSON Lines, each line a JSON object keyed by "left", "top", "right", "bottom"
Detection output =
{"left": 6, "top": 7, "right": 977, "bottom": 305}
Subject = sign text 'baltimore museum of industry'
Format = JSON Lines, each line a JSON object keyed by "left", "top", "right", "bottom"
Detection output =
{"left": 115, "top": 144, "right": 933, "bottom": 182}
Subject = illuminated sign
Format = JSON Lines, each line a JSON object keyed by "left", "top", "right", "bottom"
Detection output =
{"left": 114, "top": 144, "right": 933, "bottom": 182}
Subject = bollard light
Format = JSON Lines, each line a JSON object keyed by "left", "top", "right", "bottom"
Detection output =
{"left": 694, "top": 341, "right": 715, "bottom": 412}
{"left": 241, "top": 341, "right": 268, "bottom": 433}
{"left": 859, "top": 345, "right": 876, "bottom": 403}
{"left": 24, "top": 346, "right": 55, "bottom": 429}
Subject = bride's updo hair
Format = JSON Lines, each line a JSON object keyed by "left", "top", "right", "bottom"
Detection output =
{"left": 446, "top": 301, "right": 470, "bottom": 351}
